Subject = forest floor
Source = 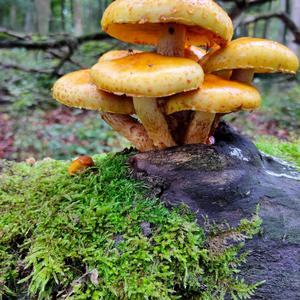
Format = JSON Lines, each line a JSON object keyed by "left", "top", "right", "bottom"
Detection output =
{"left": 1, "top": 99, "right": 299, "bottom": 161}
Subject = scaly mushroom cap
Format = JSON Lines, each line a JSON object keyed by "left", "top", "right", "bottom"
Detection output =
{"left": 98, "top": 49, "right": 142, "bottom": 62}
{"left": 52, "top": 70, "right": 134, "bottom": 114}
{"left": 164, "top": 74, "right": 261, "bottom": 114}
{"left": 102, "top": 0, "right": 233, "bottom": 47}
{"left": 90, "top": 52, "right": 204, "bottom": 97}
{"left": 204, "top": 37, "right": 299, "bottom": 74}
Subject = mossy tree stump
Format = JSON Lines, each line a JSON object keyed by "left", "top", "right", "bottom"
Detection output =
{"left": 130, "top": 122, "right": 300, "bottom": 299}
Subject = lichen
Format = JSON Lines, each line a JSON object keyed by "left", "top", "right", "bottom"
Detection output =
{"left": 1, "top": 153, "right": 261, "bottom": 299}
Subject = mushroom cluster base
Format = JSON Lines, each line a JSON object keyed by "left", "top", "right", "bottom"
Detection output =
{"left": 129, "top": 122, "right": 300, "bottom": 299}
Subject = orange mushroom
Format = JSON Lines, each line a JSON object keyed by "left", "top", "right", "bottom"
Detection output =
{"left": 68, "top": 156, "right": 95, "bottom": 176}
{"left": 52, "top": 69, "right": 155, "bottom": 152}
{"left": 91, "top": 52, "right": 204, "bottom": 149}
{"left": 164, "top": 75, "right": 261, "bottom": 144}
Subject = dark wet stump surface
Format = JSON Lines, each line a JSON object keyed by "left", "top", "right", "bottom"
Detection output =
{"left": 129, "top": 122, "right": 300, "bottom": 300}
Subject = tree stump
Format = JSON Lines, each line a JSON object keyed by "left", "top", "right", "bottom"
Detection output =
{"left": 129, "top": 122, "right": 300, "bottom": 299}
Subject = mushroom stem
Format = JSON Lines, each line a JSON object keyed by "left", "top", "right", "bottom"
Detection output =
{"left": 133, "top": 97, "right": 176, "bottom": 149}
{"left": 157, "top": 23, "right": 186, "bottom": 57}
{"left": 213, "top": 70, "right": 232, "bottom": 80}
{"left": 184, "top": 111, "right": 216, "bottom": 145}
{"left": 209, "top": 113, "right": 225, "bottom": 137}
{"left": 131, "top": 24, "right": 186, "bottom": 150}
{"left": 231, "top": 69, "right": 255, "bottom": 84}
{"left": 101, "top": 113, "right": 156, "bottom": 152}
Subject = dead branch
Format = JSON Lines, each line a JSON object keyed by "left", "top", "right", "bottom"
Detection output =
{"left": 243, "top": 12, "right": 300, "bottom": 44}
{"left": 0, "top": 32, "right": 109, "bottom": 50}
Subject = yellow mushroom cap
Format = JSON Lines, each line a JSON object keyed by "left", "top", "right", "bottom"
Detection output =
{"left": 98, "top": 49, "right": 142, "bottom": 62}
{"left": 102, "top": 0, "right": 233, "bottom": 47}
{"left": 164, "top": 74, "right": 261, "bottom": 114}
{"left": 204, "top": 37, "right": 299, "bottom": 74}
{"left": 90, "top": 52, "right": 204, "bottom": 98}
{"left": 52, "top": 70, "right": 134, "bottom": 114}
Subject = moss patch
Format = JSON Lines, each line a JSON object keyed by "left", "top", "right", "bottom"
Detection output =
{"left": 256, "top": 137, "right": 300, "bottom": 169}
{"left": 1, "top": 154, "right": 261, "bottom": 299}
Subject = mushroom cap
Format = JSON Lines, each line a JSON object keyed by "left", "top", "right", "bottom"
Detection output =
{"left": 102, "top": 0, "right": 233, "bottom": 47}
{"left": 52, "top": 70, "right": 134, "bottom": 114}
{"left": 90, "top": 52, "right": 204, "bottom": 97}
{"left": 164, "top": 74, "right": 261, "bottom": 114}
{"left": 98, "top": 49, "right": 142, "bottom": 62}
{"left": 204, "top": 37, "right": 299, "bottom": 74}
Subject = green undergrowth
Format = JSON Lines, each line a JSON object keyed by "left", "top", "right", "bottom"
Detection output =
{"left": 256, "top": 137, "right": 300, "bottom": 169}
{"left": 1, "top": 153, "right": 262, "bottom": 300}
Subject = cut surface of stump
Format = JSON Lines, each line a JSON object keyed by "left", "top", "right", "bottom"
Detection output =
{"left": 129, "top": 122, "right": 300, "bottom": 299}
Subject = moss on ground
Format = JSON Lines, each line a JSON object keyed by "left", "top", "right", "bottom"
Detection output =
{"left": 256, "top": 137, "right": 300, "bottom": 169}
{"left": 1, "top": 153, "right": 262, "bottom": 299}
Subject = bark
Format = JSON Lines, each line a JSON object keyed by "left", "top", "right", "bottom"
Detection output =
{"left": 34, "top": 0, "right": 51, "bottom": 35}
{"left": 129, "top": 122, "right": 300, "bottom": 299}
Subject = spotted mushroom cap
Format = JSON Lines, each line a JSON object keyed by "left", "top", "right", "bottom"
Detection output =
{"left": 164, "top": 74, "right": 261, "bottom": 114}
{"left": 102, "top": 0, "right": 233, "bottom": 47}
{"left": 204, "top": 37, "right": 299, "bottom": 74}
{"left": 90, "top": 52, "right": 204, "bottom": 98}
{"left": 52, "top": 70, "right": 134, "bottom": 114}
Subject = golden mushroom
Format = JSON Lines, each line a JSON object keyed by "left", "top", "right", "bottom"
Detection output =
{"left": 52, "top": 69, "right": 155, "bottom": 152}
{"left": 204, "top": 37, "right": 299, "bottom": 84}
{"left": 164, "top": 74, "right": 261, "bottom": 144}
{"left": 91, "top": 52, "right": 204, "bottom": 149}
{"left": 102, "top": 0, "right": 233, "bottom": 56}
{"left": 196, "top": 37, "right": 299, "bottom": 142}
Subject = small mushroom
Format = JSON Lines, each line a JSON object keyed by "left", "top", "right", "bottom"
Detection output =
{"left": 90, "top": 52, "right": 204, "bottom": 149}
{"left": 52, "top": 69, "right": 154, "bottom": 151}
{"left": 164, "top": 74, "right": 261, "bottom": 144}
{"left": 68, "top": 156, "right": 95, "bottom": 176}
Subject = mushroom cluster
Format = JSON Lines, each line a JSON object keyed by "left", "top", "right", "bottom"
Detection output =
{"left": 53, "top": 0, "right": 299, "bottom": 152}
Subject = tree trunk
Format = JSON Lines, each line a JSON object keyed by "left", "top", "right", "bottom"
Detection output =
{"left": 129, "top": 122, "right": 300, "bottom": 299}
{"left": 73, "top": 0, "right": 83, "bottom": 36}
{"left": 34, "top": 0, "right": 51, "bottom": 35}
{"left": 9, "top": 4, "right": 17, "bottom": 30}
{"left": 61, "top": 0, "right": 66, "bottom": 31}
{"left": 288, "top": 0, "right": 300, "bottom": 55}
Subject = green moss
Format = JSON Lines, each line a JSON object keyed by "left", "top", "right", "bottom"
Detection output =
{"left": 256, "top": 136, "right": 300, "bottom": 169}
{"left": 1, "top": 154, "right": 261, "bottom": 299}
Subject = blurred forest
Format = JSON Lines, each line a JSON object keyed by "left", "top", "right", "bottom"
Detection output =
{"left": 0, "top": 0, "right": 299, "bottom": 161}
